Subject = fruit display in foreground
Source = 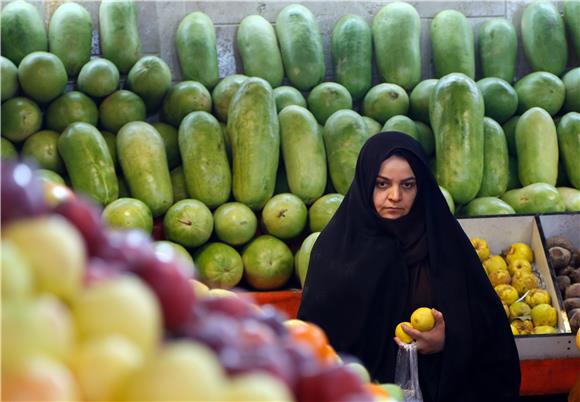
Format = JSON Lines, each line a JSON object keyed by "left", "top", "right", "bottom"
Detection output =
{"left": 1, "top": 160, "right": 396, "bottom": 402}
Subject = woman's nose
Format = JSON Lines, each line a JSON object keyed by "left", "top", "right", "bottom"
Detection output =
{"left": 388, "top": 186, "right": 402, "bottom": 202}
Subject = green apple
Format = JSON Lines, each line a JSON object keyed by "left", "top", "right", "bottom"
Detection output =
{"left": 71, "top": 335, "right": 144, "bottom": 401}
{"left": 72, "top": 275, "right": 162, "bottom": 355}
{"left": 242, "top": 235, "right": 294, "bottom": 290}
{"left": 308, "top": 193, "right": 343, "bottom": 232}
{"left": 213, "top": 202, "right": 257, "bottom": 246}
{"left": 295, "top": 232, "right": 320, "bottom": 287}
{"left": 102, "top": 197, "right": 153, "bottom": 234}
{"left": 262, "top": 193, "right": 307, "bottom": 239}
{"left": 163, "top": 199, "right": 213, "bottom": 247}
{"left": 119, "top": 341, "right": 226, "bottom": 401}
{"left": 194, "top": 242, "right": 244, "bottom": 289}
{"left": 4, "top": 216, "right": 86, "bottom": 302}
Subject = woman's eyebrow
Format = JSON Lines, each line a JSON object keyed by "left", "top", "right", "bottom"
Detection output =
{"left": 376, "top": 175, "right": 416, "bottom": 181}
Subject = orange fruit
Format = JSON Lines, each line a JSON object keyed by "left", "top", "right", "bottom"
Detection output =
{"left": 365, "top": 383, "right": 390, "bottom": 398}
{"left": 287, "top": 321, "right": 329, "bottom": 361}
{"left": 320, "top": 343, "right": 341, "bottom": 367}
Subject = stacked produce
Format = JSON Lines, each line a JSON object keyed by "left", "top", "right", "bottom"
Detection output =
{"left": 1, "top": 0, "right": 579, "bottom": 293}
{"left": 471, "top": 237, "right": 563, "bottom": 335}
{"left": 548, "top": 235, "right": 580, "bottom": 333}
{"left": 2, "top": 160, "right": 411, "bottom": 402}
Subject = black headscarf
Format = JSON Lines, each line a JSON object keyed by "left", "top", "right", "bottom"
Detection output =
{"left": 298, "top": 132, "right": 520, "bottom": 402}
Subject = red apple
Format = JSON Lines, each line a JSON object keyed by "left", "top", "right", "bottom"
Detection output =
{"left": 53, "top": 198, "right": 107, "bottom": 257}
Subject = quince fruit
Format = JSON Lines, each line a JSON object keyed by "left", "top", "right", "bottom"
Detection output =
{"left": 524, "top": 288, "right": 551, "bottom": 308}
{"left": 531, "top": 304, "right": 557, "bottom": 327}
{"left": 494, "top": 284, "right": 519, "bottom": 305}
{"left": 533, "top": 326, "right": 557, "bottom": 334}
{"left": 509, "top": 301, "right": 531, "bottom": 321}
{"left": 505, "top": 242, "right": 534, "bottom": 264}
{"left": 471, "top": 237, "right": 490, "bottom": 262}
{"left": 508, "top": 258, "right": 532, "bottom": 276}
{"left": 483, "top": 255, "right": 507, "bottom": 273}
{"left": 510, "top": 323, "right": 519, "bottom": 335}
{"left": 511, "top": 319, "right": 534, "bottom": 335}
{"left": 488, "top": 269, "right": 511, "bottom": 287}
{"left": 512, "top": 272, "right": 539, "bottom": 296}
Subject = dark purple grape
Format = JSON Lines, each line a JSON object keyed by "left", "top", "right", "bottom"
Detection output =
{"left": 199, "top": 294, "right": 256, "bottom": 320}
{"left": 53, "top": 197, "right": 107, "bottom": 256}
{"left": 282, "top": 341, "right": 321, "bottom": 379}
{"left": 84, "top": 257, "right": 123, "bottom": 287}
{"left": 174, "top": 314, "right": 241, "bottom": 353}
{"left": 95, "top": 229, "right": 155, "bottom": 270}
{"left": 255, "top": 305, "right": 290, "bottom": 338}
{"left": 219, "top": 343, "right": 294, "bottom": 388}
{"left": 1, "top": 160, "right": 46, "bottom": 223}
{"left": 135, "top": 254, "right": 196, "bottom": 331}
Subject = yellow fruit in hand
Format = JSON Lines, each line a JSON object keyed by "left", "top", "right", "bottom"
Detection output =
{"left": 508, "top": 258, "right": 532, "bottom": 276}
{"left": 483, "top": 255, "right": 507, "bottom": 273}
{"left": 395, "top": 322, "right": 413, "bottom": 344}
{"left": 506, "top": 242, "right": 533, "bottom": 264}
{"left": 471, "top": 237, "right": 490, "bottom": 262}
{"left": 410, "top": 307, "right": 435, "bottom": 332}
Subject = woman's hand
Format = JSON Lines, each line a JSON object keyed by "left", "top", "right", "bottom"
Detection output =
{"left": 394, "top": 308, "right": 445, "bottom": 354}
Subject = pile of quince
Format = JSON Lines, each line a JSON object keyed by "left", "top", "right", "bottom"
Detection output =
{"left": 470, "top": 238, "right": 558, "bottom": 336}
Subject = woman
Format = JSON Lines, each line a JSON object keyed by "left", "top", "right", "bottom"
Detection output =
{"left": 298, "top": 132, "right": 520, "bottom": 401}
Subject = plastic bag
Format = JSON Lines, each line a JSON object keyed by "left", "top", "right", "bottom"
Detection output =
{"left": 394, "top": 342, "right": 423, "bottom": 402}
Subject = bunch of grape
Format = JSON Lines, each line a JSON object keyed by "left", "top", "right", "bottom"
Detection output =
{"left": 1, "top": 160, "right": 376, "bottom": 402}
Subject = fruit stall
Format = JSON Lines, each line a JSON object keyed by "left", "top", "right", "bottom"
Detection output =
{"left": 1, "top": 0, "right": 579, "bottom": 401}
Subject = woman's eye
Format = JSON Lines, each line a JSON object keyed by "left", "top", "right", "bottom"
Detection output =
{"left": 376, "top": 181, "right": 387, "bottom": 189}
{"left": 402, "top": 182, "right": 416, "bottom": 189}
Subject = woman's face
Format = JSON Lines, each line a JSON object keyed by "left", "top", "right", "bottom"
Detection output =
{"left": 373, "top": 155, "right": 418, "bottom": 219}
